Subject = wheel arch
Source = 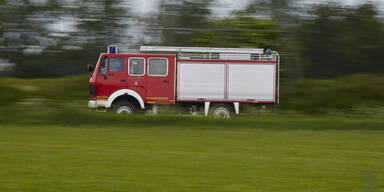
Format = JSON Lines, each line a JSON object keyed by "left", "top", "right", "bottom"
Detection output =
{"left": 106, "top": 89, "right": 145, "bottom": 109}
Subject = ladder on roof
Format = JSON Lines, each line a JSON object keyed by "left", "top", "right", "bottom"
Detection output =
{"left": 140, "top": 46, "right": 264, "bottom": 54}
{"left": 140, "top": 46, "right": 269, "bottom": 60}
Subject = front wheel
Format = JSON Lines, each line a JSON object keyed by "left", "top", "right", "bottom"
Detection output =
{"left": 211, "top": 105, "right": 234, "bottom": 119}
{"left": 114, "top": 101, "right": 138, "bottom": 115}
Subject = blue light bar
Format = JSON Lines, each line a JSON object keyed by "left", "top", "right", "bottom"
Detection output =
{"left": 108, "top": 45, "right": 117, "bottom": 54}
{"left": 266, "top": 49, "right": 272, "bottom": 55}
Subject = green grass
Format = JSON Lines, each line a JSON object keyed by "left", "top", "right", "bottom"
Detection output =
{"left": 279, "top": 73, "right": 384, "bottom": 114}
{"left": 0, "top": 117, "right": 383, "bottom": 191}
{"left": 0, "top": 73, "right": 383, "bottom": 191}
{"left": 0, "top": 75, "right": 89, "bottom": 107}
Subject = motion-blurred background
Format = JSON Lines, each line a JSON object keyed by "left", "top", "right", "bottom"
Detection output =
{"left": 1, "top": 2, "right": 384, "bottom": 191}
{"left": 0, "top": 0, "right": 383, "bottom": 117}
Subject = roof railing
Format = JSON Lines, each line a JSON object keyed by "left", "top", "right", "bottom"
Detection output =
{"left": 139, "top": 46, "right": 276, "bottom": 61}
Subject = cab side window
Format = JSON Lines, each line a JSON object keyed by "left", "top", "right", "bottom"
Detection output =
{"left": 129, "top": 58, "right": 145, "bottom": 76}
{"left": 148, "top": 58, "right": 168, "bottom": 76}
{"left": 99, "top": 57, "right": 108, "bottom": 75}
{"left": 109, "top": 58, "right": 125, "bottom": 72}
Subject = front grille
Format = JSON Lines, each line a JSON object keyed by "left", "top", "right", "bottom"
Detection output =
{"left": 89, "top": 84, "right": 96, "bottom": 96}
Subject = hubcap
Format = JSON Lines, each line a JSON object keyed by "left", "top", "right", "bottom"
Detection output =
{"left": 116, "top": 106, "right": 133, "bottom": 115}
{"left": 213, "top": 107, "right": 230, "bottom": 119}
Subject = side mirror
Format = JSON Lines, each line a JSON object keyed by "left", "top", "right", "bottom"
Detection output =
{"left": 87, "top": 64, "right": 94, "bottom": 75}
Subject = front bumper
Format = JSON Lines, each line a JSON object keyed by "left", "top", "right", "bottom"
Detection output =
{"left": 88, "top": 99, "right": 107, "bottom": 109}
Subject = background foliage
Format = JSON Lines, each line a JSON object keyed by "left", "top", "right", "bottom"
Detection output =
{"left": 0, "top": 0, "right": 383, "bottom": 78}
{"left": 0, "top": 0, "right": 383, "bottom": 115}
{"left": 296, "top": 4, "right": 384, "bottom": 77}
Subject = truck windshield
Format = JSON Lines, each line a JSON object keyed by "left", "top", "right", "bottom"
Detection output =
{"left": 99, "top": 57, "right": 108, "bottom": 75}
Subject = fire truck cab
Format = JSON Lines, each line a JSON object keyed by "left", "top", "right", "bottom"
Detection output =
{"left": 88, "top": 46, "right": 280, "bottom": 118}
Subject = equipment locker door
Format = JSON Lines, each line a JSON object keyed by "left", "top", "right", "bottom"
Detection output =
{"left": 145, "top": 57, "right": 175, "bottom": 104}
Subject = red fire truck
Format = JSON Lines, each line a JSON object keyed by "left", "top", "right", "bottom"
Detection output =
{"left": 88, "top": 46, "right": 280, "bottom": 118}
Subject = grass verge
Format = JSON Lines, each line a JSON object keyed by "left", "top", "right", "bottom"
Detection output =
{"left": 0, "top": 118, "right": 383, "bottom": 191}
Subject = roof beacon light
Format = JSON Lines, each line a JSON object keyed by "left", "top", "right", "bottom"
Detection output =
{"left": 108, "top": 45, "right": 117, "bottom": 54}
{"left": 266, "top": 49, "right": 272, "bottom": 56}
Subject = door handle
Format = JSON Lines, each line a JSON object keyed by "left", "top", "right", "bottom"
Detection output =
{"left": 108, "top": 73, "right": 114, "bottom": 76}
{"left": 163, "top": 80, "right": 169, "bottom": 83}
{"left": 120, "top": 79, "right": 126, "bottom": 82}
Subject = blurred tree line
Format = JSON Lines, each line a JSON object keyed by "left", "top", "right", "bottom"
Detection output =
{"left": 0, "top": 0, "right": 383, "bottom": 78}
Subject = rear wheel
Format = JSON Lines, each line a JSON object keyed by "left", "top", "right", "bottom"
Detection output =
{"left": 211, "top": 104, "right": 234, "bottom": 119}
{"left": 114, "top": 101, "right": 138, "bottom": 115}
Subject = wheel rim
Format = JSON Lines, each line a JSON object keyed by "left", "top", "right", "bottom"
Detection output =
{"left": 116, "top": 106, "right": 133, "bottom": 115}
{"left": 213, "top": 107, "right": 230, "bottom": 119}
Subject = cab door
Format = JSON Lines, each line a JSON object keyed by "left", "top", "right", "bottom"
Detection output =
{"left": 127, "top": 57, "right": 146, "bottom": 98}
{"left": 96, "top": 55, "right": 126, "bottom": 98}
{"left": 146, "top": 57, "right": 175, "bottom": 104}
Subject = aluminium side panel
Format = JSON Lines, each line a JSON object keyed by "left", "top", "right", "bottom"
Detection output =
{"left": 228, "top": 63, "right": 276, "bottom": 102}
{"left": 177, "top": 62, "right": 225, "bottom": 100}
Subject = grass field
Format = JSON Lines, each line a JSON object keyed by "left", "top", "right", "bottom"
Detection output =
{"left": 0, "top": 74, "right": 383, "bottom": 191}
{"left": 0, "top": 117, "right": 383, "bottom": 192}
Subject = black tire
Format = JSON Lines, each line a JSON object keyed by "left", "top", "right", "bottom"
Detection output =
{"left": 210, "top": 104, "right": 234, "bottom": 119}
{"left": 113, "top": 101, "right": 138, "bottom": 115}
